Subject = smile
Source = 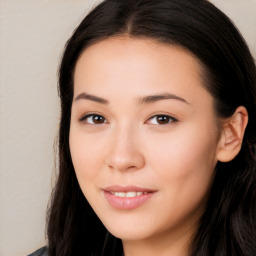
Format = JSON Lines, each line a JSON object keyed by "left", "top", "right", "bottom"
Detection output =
{"left": 103, "top": 186, "right": 155, "bottom": 210}
{"left": 110, "top": 191, "right": 149, "bottom": 198}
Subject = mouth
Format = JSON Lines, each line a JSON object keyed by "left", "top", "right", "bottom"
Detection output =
{"left": 109, "top": 191, "right": 150, "bottom": 198}
{"left": 102, "top": 185, "right": 156, "bottom": 210}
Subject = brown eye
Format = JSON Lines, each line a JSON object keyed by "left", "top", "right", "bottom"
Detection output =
{"left": 156, "top": 115, "right": 170, "bottom": 124}
{"left": 80, "top": 114, "right": 107, "bottom": 124}
{"left": 147, "top": 115, "right": 177, "bottom": 125}
{"left": 92, "top": 115, "right": 105, "bottom": 124}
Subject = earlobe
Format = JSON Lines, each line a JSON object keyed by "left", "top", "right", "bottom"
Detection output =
{"left": 217, "top": 106, "right": 248, "bottom": 163}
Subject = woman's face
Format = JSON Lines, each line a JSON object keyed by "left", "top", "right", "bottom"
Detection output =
{"left": 69, "top": 37, "right": 221, "bottom": 243}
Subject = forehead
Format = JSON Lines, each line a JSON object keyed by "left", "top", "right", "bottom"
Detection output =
{"left": 75, "top": 36, "right": 201, "bottom": 78}
{"left": 73, "top": 36, "right": 212, "bottom": 108}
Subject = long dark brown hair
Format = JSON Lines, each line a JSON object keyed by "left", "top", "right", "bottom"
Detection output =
{"left": 47, "top": 0, "right": 256, "bottom": 255}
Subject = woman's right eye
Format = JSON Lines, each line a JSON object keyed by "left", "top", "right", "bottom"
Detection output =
{"left": 79, "top": 114, "right": 107, "bottom": 124}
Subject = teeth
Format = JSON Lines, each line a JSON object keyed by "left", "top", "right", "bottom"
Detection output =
{"left": 126, "top": 192, "right": 137, "bottom": 198}
{"left": 112, "top": 191, "right": 147, "bottom": 198}
{"left": 115, "top": 192, "right": 126, "bottom": 198}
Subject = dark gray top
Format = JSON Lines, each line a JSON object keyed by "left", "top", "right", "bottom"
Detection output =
{"left": 27, "top": 247, "right": 47, "bottom": 256}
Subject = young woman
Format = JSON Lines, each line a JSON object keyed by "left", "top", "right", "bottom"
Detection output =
{"left": 30, "top": 0, "right": 256, "bottom": 255}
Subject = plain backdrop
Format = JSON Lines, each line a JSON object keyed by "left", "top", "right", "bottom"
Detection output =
{"left": 0, "top": 0, "right": 255, "bottom": 255}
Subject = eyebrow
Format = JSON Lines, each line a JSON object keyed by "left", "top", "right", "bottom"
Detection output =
{"left": 74, "top": 92, "right": 190, "bottom": 105}
{"left": 138, "top": 93, "right": 190, "bottom": 105}
{"left": 74, "top": 93, "right": 109, "bottom": 104}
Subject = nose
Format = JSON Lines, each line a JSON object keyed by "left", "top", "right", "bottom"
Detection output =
{"left": 105, "top": 126, "right": 145, "bottom": 172}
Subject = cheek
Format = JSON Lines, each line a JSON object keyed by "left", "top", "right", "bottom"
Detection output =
{"left": 141, "top": 127, "right": 218, "bottom": 228}
{"left": 146, "top": 124, "right": 218, "bottom": 198}
{"left": 69, "top": 128, "right": 102, "bottom": 184}
{"left": 69, "top": 131, "right": 105, "bottom": 213}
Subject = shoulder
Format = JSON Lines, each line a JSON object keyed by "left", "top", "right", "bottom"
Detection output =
{"left": 27, "top": 247, "right": 48, "bottom": 256}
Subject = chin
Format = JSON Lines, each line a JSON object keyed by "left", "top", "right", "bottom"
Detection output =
{"left": 108, "top": 228, "right": 153, "bottom": 241}
{"left": 101, "top": 217, "right": 157, "bottom": 241}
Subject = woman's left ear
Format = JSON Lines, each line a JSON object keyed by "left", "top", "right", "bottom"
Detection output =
{"left": 216, "top": 106, "right": 248, "bottom": 162}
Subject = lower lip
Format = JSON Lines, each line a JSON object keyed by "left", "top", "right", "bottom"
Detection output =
{"left": 103, "top": 191, "right": 154, "bottom": 210}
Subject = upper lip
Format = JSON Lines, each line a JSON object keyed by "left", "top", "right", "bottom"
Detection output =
{"left": 102, "top": 185, "right": 156, "bottom": 193}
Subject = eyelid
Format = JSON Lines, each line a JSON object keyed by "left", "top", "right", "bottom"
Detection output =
{"left": 78, "top": 113, "right": 178, "bottom": 125}
{"left": 145, "top": 114, "right": 178, "bottom": 125}
{"left": 79, "top": 113, "right": 108, "bottom": 124}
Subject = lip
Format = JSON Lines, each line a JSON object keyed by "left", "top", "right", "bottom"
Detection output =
{"left": 103, "top": 185, "right": 155, "bottom": 193}
{"left": 102, "top": 185, "right": 156, "bottom": 210}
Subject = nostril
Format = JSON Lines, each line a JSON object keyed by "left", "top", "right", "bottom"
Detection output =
{"left": 106, "top": 153, "right": 145, "bottom": 172}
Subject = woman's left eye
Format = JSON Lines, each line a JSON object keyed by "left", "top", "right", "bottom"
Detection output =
{"left": 146, "top": 115, "right": 177, "bottom": 125}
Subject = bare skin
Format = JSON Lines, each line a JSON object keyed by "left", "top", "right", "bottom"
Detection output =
{"left": 69, "top": 37, "right": 248, "bottom": 256}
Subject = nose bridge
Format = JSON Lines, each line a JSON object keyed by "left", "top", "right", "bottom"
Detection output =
{"left": 106, "top": 122, "right": 145, "bottom": 172}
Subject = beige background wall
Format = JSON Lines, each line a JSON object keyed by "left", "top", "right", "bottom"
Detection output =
{"left": 0, "top": 0, "right": 255, "bottom": 255}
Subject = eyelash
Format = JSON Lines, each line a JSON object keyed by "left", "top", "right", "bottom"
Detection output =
{"left": 147, "top": 115, "right": 177, "bottom": 125}
{"left": 79, "top": 114, "right": 107, "bottom": 124}
{"left": 79, "top": 114, "right": 178, "bottom": 125}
